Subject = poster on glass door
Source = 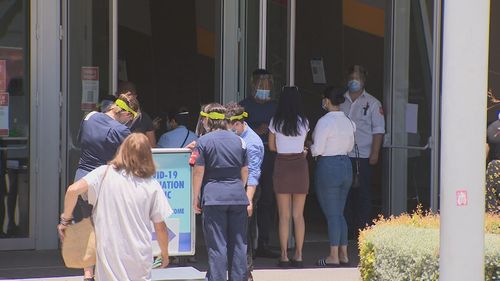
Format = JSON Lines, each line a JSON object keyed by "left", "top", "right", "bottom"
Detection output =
{"left": 81, "top": 66, "right": 99, "bottom": 111}
{"left": 0, "top": 60, "right": 8, "bottom": 136}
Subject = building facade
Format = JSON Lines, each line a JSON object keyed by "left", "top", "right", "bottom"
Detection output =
{"left": 0, "top": 0, "right": 496, "bottom": 251}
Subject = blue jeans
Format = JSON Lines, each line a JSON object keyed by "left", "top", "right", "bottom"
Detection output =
{"left": 315, "top": 155, "right": 352, "bottom": 246}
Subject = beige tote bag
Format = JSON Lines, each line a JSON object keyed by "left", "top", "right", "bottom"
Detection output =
{"left": 61, "top": 165, "right": 110, "bottom": 268}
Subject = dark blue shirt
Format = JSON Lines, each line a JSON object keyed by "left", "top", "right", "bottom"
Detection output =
{"left": 77, "top": 111, "right": 131, "bottom": 172}
{"left": 195, "top": 130, "right": 248, "bottom": 206}
{"left": 239, "top": 97, "right": 277, "bottom": 144}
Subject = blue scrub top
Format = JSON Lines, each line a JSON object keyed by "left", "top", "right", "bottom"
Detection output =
{"left": 157, "top": 126, "right": 197, "bottom": 148}
{"left": 194, "top": 130, "right": 249, "bottom": 206}
{"left": 77, "top": 111, "right": 131, "bottom": 173}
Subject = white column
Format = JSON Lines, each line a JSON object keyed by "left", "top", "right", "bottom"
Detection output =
{"left": 439, "top": 1, "right": 490, "bottom": 280}
{"left": 286, "top": 0, "right": 295, "bottom": 86}
{"left": 258, "top": 0, "right": 267, "bottom": 69}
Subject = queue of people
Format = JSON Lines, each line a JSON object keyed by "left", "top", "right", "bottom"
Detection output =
{"left": 57, "top": 64, "right": 385, "bottom": 281}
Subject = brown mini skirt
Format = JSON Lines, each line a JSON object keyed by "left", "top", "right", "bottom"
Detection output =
{"left": 273, "top": 153, "right": 309, "bottom": 194}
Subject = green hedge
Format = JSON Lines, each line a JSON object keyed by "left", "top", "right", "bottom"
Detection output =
{"left": 359, "top": 225, "right": 500, "bottom": 281}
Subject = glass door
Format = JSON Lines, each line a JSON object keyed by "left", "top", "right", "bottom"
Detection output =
{"left": 383, "top": 0, "right": 440, "bottom": 214}
{"left": 63, "top": 0, "right": 112, "bottom": 188}
{"left": 0, "top": 0, "right": 32, "bottom": 247}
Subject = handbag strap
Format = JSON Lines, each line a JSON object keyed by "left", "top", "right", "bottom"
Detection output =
{"left": 93, "top": 165, "right": 111, "bottom": 212}
{"left": 180, "top": 128, "right": 190, "bottom": 148}
{"left": 345, "top": 114, "right": 360, "bottom": 174}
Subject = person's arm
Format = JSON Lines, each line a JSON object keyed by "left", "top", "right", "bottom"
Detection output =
{"left": 268, "top": 132, "right": 277, "bottom": 152}
{"left": 146, "top": 130, "right": 157, "bottom": 148}
{"left": 154, "top": 222, "right": 170, "bottom": 268}
{"left": 370, "top": 101, "right": 386, "bottom": 165}
{"left": 310, "top": 119, "right": 328, "bottom": 157}
{"left": 246, "top": 185, "right": 256, "bottom": 217}
{"left": 369, "top": 134, "right": 384, "bottom": 165}
{"left": 241, "top": 166, "right": 249, "bottom": 190}
{"left": 192, "top": 165, "right": 205, "bottom": 214}
{"left": 58, "top": 179, "right": 89, "bottom": 240}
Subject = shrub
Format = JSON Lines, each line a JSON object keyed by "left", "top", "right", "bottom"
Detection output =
{"left": 358, "top": 209, "right": 500, "bottom": 281}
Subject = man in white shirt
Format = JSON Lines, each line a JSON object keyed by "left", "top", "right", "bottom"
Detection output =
{"left": 340, "top": 65, "right": 385, "bottom": 236}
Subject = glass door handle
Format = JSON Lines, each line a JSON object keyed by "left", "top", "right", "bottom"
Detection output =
{"left": 384, "top": 137, "right": 432, "bottom": 151}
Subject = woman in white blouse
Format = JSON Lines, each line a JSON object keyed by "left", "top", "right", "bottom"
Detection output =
{"left": 268, "top": 86, "right": 309, "bottom": 268}
{"left": 310, "top": 87, "right": 355, "bottom": 267}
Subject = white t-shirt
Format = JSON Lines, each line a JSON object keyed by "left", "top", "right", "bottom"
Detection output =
{"left": 310, "top": 111, "right": 356, "bottom": 157}
{"left": 84, "top": 165, "right": 173, "bottom": 281}
{"left": 269, "top": 118, "right": 309, "bottom": 153}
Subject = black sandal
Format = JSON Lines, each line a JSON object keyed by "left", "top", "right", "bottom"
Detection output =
{"left": 316, "top": 258, "right": 340, "bottom": 267}
{"left": 290, "top": 259, "right": 303, "bottom": 268}
{"left": 277, "top": 259, "right": 290, "bottom": 268}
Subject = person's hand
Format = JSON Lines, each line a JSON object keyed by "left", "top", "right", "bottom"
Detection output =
{"left": 255, "top": 123, "right": 269, "bottom": 136}
{"left": 247, "top": 202, "right": 253, "bottom": 217}
{"left": 57, "top": 224, "right": 67, "bottom": 241}
{"left": 369, "top": 152, "right": 379, "bottom": 165}
{"left": 185, "top": 141, "right": 197, "bottom": 151}
{"left": 193, "top": 197, "right": 202, "bottom": 214}
{"left": 160, "top": 252, "right": 170, "bottom": 268}
{"left": 152, "top": 117, "right": 162, "bottom": 131}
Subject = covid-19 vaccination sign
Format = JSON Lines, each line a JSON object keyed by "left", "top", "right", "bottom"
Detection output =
{"left": 151, "top": 148, "right": 195, "bottom": 256}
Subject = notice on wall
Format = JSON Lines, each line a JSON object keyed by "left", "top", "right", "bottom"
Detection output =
{"left": 0, "top": 60, "right": 8, "bottom": 136}
{"left": 81, "top": 67, "right": 99, "bottom": 111}
{"left": 310, "top": 58, "right": 327, "bottom": 84}
{"left": 405, "top": 103, "right": 419, "bottom": 134}
{"left": 151, "top": 148, "right": 195, "bottom": 256}
{"left": 0, "top": 91, "right": 8, "bottom": 136}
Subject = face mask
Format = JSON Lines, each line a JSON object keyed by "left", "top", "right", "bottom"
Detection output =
{"left": 348, "top": 80, "right": 362, "bottom": 93}
{"left": 255, "top": 89, "right": 271, "bottom": 101}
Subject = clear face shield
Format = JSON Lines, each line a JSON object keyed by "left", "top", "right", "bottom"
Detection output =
{"left": 252, "top": 74, "right": 274, "bottom": 101}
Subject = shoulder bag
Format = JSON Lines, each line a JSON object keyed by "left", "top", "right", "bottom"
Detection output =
{"left": 61, "top": 165, "right": 110, "bottom": 268}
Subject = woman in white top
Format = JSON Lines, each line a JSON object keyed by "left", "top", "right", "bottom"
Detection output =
{"left": 58, "top": 133, "right": 173, "bottom": 281}
{"left": 310, "top": 87, "right": 355, "bottom": 267}
{"left": 268, "top": 86, "right": 309, "bottom": 268}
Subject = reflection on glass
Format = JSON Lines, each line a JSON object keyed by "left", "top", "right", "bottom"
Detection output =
{"left": 405, "top": 0, "right": 434, "bottom": 212}
{"left": 67, "top": 0, "right": 110, "bottom": 185}
{"left": 0, "top": 0, "right": 30, "bottom": 238}
{"left": 267, "top": 0, "right": 287, "bottom": 95}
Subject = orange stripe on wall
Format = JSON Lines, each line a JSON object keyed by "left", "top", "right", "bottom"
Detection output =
{"left": 343, "top": 0, "right": 385, "bottom": 37}
{"left": 197, "top": 26, "right": 215, "bottom": 58}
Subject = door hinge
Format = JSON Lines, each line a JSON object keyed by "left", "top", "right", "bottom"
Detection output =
{"left": 237, "top": 27, "right": 242, "bottom": 42}
{"left": 59, "top": 91, "right": 63, "bottom": 108}
{"left": 35, "top": 24, "right": 40, "bottom": 40}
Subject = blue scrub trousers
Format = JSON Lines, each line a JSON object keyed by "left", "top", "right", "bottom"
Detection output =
{"left": 203, "top": 204, "right": 248, "bottom": 281}
{"left": 345, "top": 158, "right": 373, "bottom": 233}
{"left": 315, "top": 155, "right": 352, "bottom": 246}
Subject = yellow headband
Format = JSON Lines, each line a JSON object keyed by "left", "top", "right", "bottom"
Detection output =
{"left": 200, "top": 111, "right": 226, "bottom": 120}
{"left": 229, "top": 112, "right": 248, "bottom": 121}
{"left": 115, "top": 99, "right": 138, "bottom": 118}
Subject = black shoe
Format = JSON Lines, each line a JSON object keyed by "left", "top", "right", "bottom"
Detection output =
{"left": 277, "top": 260, "right": 290, "bottom": 268}
{"left": 290, "top": 259, "right": 303, "bottom": 268}
{"left": 255, "top": 246, "right": 280, "bottom": 258}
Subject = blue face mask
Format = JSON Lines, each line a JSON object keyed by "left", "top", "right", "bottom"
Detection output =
{"left": 255, "top": 89, "right": 271, "bottom": 100}
{"left": 348, "top": 80, "right": 363, "bottom": 93}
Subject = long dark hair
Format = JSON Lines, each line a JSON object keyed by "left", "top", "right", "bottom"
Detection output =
{"left": 272, "top": 86, "right": 308, "bottom": 136}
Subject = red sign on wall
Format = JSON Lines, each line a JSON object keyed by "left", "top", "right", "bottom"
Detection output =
{"left": 456, "top": 190, "right": 468, "bottom": 206}
{"left": 0, "top": 60, "right": 6, "bottom": 91}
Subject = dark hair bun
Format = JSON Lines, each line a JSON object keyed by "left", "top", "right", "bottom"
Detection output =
{"left": 323, "top": 86, "right": 345, "bottom": 106}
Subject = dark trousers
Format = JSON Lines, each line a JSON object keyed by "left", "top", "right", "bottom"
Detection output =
{"left": 345, "top": 158, "right": 373, "bottom": 234}
{"left": 256, "top": 150, "right": 276, "bottom": 247}
{"left": 203, "top": 205, "right": 248, "bottom": 281}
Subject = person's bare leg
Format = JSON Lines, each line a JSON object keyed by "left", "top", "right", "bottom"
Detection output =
{"left": 291, "top": 194, "right": 307, "bottom": 261}
{"left": 339, "top": 245, "right": 349, "bottom": 263}
{"left": 84, "top": 267, "right": 94, "bottom": 279}
{"left": 276, "top": 193, "right": 291, "bottom": 261}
